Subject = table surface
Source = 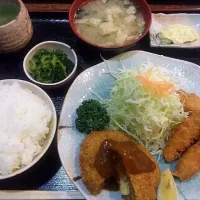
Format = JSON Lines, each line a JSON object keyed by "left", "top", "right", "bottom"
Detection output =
{"left": 0, "top": 11, "right": 200, "bottom": 194}
{"left": 22, "top": 0, "right": 200, "bottom": 12}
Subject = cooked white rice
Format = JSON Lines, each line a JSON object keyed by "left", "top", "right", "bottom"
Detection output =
{"left": 0, "top": 82, "right": 52, "bottom": 175}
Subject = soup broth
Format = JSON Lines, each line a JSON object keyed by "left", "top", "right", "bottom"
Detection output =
{"left": 74, "top": 0, "right": 145, "bottom": 47}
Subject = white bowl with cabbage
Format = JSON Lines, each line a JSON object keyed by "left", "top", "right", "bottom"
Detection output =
{"left": 0, "top": 79, "right": 57, "bottom": 180}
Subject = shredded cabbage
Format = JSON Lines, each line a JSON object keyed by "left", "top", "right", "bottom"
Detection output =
{"left": 103, "top": 63, "right": 188, "bottom": 154}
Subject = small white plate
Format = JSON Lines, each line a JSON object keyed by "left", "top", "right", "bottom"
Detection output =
{"left": 150, "top": 13, "right": 200, "bottom": 48}
{"left": 57, "top": 51, "right": 200, "bottom": 200}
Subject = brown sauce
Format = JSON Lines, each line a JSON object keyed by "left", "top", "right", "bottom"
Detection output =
{"left": 73, "top": 176, "right": 82, "bottom": 182}
{"left": 103, "top": 177, "right": 119, "bottom": 191}
{"left": 94, "top": 139, "right": 156, "bottom": 179}
{"left": 94, "top": 139, "right": 114, "bottom": 179}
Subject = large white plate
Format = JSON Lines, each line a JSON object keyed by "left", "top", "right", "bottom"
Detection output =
{"left": 150, "top": 13, "right": 200, "bottom": 48}
{"left": 57, "top": 51, "right": 200, "bottom": 200}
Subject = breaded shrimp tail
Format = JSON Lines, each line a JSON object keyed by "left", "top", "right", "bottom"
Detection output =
{"left": 163, "top": 111, "right": 200, "bottom": 162}
{"left": 178, "top": 90, "right": 200, "bottom": 112}
{"left": 173, "top": 140, "right": 200, "bottom": 180}
{"left": 79, "top": 130, "right": 160, "bottom": 200}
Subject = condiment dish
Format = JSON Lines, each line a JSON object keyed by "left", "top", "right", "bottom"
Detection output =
{"left": 150, "top": 13, "right": 200, "bottom": 48}
{"left": 23, "top": 41, "right": 78, "bottom": 89}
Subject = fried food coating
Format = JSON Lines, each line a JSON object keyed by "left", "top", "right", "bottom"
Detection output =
{"left": 163, "top": 111, "right": 200, "bottom": 162}
{"left": 128, "top": 144, "right": 160, "bottom": 200}
{"left": 79, "top": 130, "right": 160, "bottom": 200}
{"left": 178, "top": 90, "right": 200, "bottom": 112}
{"left": 173, "top": 140, "right": 200, "bottom": 180}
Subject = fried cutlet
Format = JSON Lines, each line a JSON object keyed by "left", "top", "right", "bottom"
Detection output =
{"left": 79, "top": 130, "right": 160, "bottom": 200}
{"left": 177, "top": 90, "right": 200, "bottom": 112}
{"left": 173, "top": 140, "right": 200, "bottom": 180}
{"left": 163, "top": 111, "right": 200, "bottom": 162}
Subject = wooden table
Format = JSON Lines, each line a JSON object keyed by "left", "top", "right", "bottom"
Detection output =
{"left": 24, "top": 1, "right": 200, "bottom": 13}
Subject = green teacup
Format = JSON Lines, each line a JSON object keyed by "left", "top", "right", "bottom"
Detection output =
{"left": 0, "top": 0, "right": 20, "bottom": 26}
{"left": 0, "top": 0, "right": 33, "bottom": 53}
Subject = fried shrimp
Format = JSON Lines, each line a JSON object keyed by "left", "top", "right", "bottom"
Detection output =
{"left": 163, "top": 111, "right": 200, "bottom": 162}
{"left": 173, "top": 140, "right": 200, "bottom": 180}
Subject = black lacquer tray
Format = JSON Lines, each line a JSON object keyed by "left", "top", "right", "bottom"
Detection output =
{"left": 0, "top": 12, "right": 200, "bottom": 199}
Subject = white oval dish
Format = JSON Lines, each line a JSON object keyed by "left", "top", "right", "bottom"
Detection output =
{"left": 57, "top": 50, "right": 200, "bottom": 200}
{"left": 0, "top": 79, "right": 57, "bottom": 180}
{"left": 23, "top": 41, "right": 78, "bottom": 89}
{"left": 150, "top": 13, "right": 200, "bottom": 48}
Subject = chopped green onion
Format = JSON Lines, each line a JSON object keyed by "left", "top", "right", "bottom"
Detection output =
{"left": 28, "top": 48, "right": 74, "bottom": 84}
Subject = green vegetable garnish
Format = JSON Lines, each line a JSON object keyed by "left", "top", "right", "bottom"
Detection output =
{"left": 28, "top": 48, "right": 74, "bottom": 84}
{"left": 75, "top": 99, "right": 110, "bottom": 134}
{"left": 124, "top": 4, "right": 132, "bottom": 8}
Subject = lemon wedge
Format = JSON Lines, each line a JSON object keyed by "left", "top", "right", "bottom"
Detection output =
{"left": 158, "top": 168, "right": 179, "bottom": 200}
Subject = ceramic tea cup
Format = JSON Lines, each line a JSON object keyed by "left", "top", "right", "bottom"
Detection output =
{"left": 0, "top": 0, "right": 33, "bottom": 53}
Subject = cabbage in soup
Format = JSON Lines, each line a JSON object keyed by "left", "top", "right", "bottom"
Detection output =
{"left": 74, "top": 0, "right": 145, "bottom": 47}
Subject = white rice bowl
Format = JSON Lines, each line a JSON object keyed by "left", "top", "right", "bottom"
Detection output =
{"left": 0, "top": 80, "right": 57, "bottom": 179}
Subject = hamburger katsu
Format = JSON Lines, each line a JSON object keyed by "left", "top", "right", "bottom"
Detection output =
{"left": 79, "top": 130, "right": 160, "bottom": 200}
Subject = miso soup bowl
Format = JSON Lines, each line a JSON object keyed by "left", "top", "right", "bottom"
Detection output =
{"left": 69, "top": 0, "right": 152, "bottom": 52}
